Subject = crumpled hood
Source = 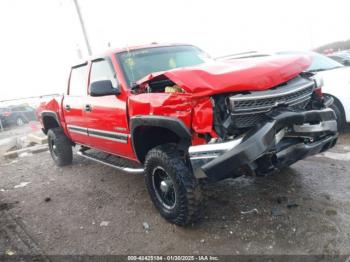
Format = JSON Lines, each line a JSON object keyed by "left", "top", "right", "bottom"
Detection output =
{"left": 137, "top": 55, "right": 311, "bottom": 97}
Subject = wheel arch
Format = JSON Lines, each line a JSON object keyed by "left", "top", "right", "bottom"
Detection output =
{"left": 130, "top": 116, "right": 191, "bottom": 163}
{"left": 41, "top": 111, "right": 61, "bottom": 134}
{"left": 324, "top": 93, "right": 346, "bottom": 119}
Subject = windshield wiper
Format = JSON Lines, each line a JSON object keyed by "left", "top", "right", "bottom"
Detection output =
{"left": 308, "top": 68, "right": 328, "bottom": 73}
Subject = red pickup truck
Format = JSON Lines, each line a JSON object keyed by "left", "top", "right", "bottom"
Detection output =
{"left": 38, "top": 43, "right": 338, "bottom": 225}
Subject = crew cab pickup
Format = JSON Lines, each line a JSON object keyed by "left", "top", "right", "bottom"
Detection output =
{"left": 37, "top": 43, "right": 338, "bottom": 225}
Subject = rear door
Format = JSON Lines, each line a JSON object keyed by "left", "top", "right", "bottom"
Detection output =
{"left": 84, "top": 58, "right": 134, "bottom": 158}
{"left": 63, "top": 63, "right": 90, "bottom": 145}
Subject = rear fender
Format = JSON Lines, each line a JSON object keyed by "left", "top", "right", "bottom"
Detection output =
{"left": 38, "top": 96, "right": 69, "bottom": 136}
{"left": 41, "top": 111, "right": 61, "bottom": 134}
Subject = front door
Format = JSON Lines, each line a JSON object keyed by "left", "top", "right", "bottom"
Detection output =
{"left": 85, "top": 58, "right": 134, "bottom": 159}
{"left": 63, "top": 63, "right": 90, "bottom": 145}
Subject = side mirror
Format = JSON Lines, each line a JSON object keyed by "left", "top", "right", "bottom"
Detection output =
{"left": 90, "top": 80, "right": 120, "bottom": 97}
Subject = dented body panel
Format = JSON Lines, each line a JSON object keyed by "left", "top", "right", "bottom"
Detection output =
{"left": 137, "top": 55, "right": 311, "bottom": 96}
{"left": 128, "top": 93, "right": 193, "bottom": 128}
{"left": 37, "top": 96, "right": 69, "bottom": 137}
{"left": 128, "top": 93, "right": 214, "bottom": 135}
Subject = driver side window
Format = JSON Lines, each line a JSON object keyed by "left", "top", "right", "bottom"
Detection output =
{"left": 89, "top": 59, "right": 118, "bottom": 90}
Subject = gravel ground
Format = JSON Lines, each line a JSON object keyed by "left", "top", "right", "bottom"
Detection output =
{"left": 0, "top": 129, "right": 350, "bottom": 257}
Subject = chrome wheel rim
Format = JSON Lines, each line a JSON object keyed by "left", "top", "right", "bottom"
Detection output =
{"left": 152, "top": 166, "right": 176, "bottom": 209}
{"left": 49, "top": 137, "right": 58, "bottom": 157}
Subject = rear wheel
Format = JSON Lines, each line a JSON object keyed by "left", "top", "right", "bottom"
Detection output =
{"left": 47, "top": 128, "right": 73, "bottom": 166}
{"left": 144, "top": 144, "right": 203, "bottom": 226}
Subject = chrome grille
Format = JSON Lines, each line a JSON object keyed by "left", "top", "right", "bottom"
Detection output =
{"left": 232, "top": 85, "right": 313, "bottom": 113}
{"left": 229, "top": 82, "right": 314, "bottom": 114}
{"left": 227, "top": 76, "right": 315, "bottom": 128}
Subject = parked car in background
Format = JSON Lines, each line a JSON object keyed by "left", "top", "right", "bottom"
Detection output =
{"left": 0, "top": 105, "right": 37, "bottom": 127}
{"left": 328, "top": 51, "right": 350, "bottom": 66}
{"left": 0, "top": 108, "right": 7, "bottom": 128}
{"left": 220, "top": 51, "right": 350, "bottom": 130}
{"left": 278, "top": 51, "right": 350, "bottom": 130}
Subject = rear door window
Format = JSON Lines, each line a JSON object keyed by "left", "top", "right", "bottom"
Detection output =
{"left": 69, "top": 64, "right": 88, "bottom": 96}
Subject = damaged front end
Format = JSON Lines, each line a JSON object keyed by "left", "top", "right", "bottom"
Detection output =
{"left": 189, "top": 75, "right": 338, "bottom": 182}
{"left": 129, "top": 54, "right": 337, "bottom": 182}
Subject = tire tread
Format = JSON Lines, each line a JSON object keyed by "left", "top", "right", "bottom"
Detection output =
{"left": 144, "top": 144, "right": 203, "bottom": 226}
{"left": 48, "top": 127, "right": 72, "bottom": 166}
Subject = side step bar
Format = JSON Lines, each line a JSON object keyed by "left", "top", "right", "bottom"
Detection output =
{"left": 77, "top": 150, "right": 144, "bottom": 175}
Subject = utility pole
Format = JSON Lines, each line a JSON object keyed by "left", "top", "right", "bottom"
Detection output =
{"left": 73, "top": 0, "right": 92, "bottom": 55}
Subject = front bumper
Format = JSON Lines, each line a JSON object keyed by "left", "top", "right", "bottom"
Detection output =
{"left": 189, "top": 108, "right": 338, "bottom": 182}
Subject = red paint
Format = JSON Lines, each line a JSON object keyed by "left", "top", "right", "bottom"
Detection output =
{"left": 2, "top": 111, "right": 11, "bottom": 117}
{"left": 37, "top": 44, "right": 312, "bottom": 162}
{"left": 191, "top": 133, "right": 207, "bottom": 146}
{"left": 314, "top": 87, "right": 323, "bottom": 98}
{"left": 37, "top": 97, "right": 67, "bottom": 133}
{"left": 84, "top": 95, "right": 135, "bottom": 159}
{"left": 128, "top": 93, "right": 193, "bottom": 128}
{"left": 137, "top": 55, "right": 311, "bottom": 97}
{"left": 191, "top": 98, "right": 213, "bottom": 134}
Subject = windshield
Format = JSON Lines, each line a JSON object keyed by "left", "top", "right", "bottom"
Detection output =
{"left": 279, "top": 51, "right": 344, "bottom": 72}
{"left": 308, "top": 52, "right": 344, "bottom": 72}
{"left": 116, "top": 45, "right": 210, "bottom": 87}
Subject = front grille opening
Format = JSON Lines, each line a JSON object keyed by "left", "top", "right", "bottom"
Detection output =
{"left": 227, "top": 76, "right": 315, "bottom": 129}
{"left": 232, "top": 85, "right": 313, "bottom": 112}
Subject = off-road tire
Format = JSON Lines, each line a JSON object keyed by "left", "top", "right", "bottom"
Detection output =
{"left": 47, "top": 128, "right": 73, "bottom": 166}
{"left": 144, "top": 144, "right": 203, "bottom": 226}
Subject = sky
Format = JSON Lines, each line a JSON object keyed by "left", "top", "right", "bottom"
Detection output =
{"left": 0, "top": 0, "right": 350, "bottom": 101}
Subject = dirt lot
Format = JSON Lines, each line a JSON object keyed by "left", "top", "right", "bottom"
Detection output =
{"left": 1, "top": 126, "right": 350, "bottom": 257}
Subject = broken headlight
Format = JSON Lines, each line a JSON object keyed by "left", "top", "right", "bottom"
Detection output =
{"left": 311, "top": 75, "right": 323, "bottom": 98}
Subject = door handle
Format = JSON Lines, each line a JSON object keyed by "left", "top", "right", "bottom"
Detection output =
{"left": 65, "top": 104, "right": 71, "bottom": 111}
{"left": 84, "top": 104, "right": 92, "bottom": 112}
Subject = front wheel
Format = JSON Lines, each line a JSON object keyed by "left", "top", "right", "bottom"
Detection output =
{"left": 144, "top": 144, "right": 203, "bottom": 226}
{"left": 47, "top": 128, "right": 73, "bottom": 166}
{"left": 326, "top": 95, "right": 345, "bottom": 131}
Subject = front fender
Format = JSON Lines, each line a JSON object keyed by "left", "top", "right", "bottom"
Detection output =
{"left": 130, "top": 115, "right": 192, "bottom": 162}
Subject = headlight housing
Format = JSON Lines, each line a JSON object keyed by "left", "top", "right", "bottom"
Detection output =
{"left": 311, "top": 75, "right": 323, "bottom": 98}
{"left": 312, "top": 74, "right": 324, "bottom": 88}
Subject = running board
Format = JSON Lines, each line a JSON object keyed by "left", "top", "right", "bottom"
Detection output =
{"left": 77, "top": 150, "right": 144, "bottom": 175}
